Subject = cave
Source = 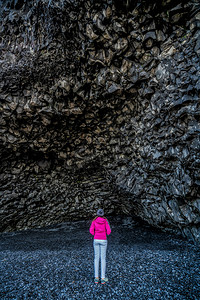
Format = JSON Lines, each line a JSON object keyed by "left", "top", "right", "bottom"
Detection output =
{"left": 0, "top": 0, "right": 200, "bottom": 242}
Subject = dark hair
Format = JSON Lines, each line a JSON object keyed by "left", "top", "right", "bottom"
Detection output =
{"left": 92, "top": 216, "right": 107, "bottom": 222}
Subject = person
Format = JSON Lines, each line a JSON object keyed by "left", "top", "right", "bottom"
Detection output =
{"left": 89, "top": 208, "right": 111, "bottom": 284}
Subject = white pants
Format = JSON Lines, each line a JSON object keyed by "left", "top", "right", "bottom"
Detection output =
{"left": 93, "top": 239, "right": 107, "bottom": 279}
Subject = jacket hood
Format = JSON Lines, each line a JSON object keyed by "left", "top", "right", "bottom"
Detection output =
{"left": 95, "top": 217, "right": 106, "bottom": 224}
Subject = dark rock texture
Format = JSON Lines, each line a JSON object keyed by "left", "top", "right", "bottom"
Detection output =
{"left": 0, "top": 0, "right": 200, "bottom": 241}
{"left": 0, "top": 218, "right": 199, "bottom": 299}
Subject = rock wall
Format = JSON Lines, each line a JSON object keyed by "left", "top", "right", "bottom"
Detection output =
{"left": 0, "top": 0, "right": 200, "bottom": 241}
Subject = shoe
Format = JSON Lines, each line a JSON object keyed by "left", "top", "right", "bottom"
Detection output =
{"left": 94, "top": 277, "right": 99, "bottom": 284}
{"left": 101, "top": 278, "right": 108, "bottom": 284}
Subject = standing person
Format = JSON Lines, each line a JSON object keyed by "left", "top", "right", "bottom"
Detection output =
{"left": 89, "top": 209, "right": 111, "bottom": 284}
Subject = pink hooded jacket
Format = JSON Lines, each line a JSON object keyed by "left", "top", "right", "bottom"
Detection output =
{"left": 89, "top": 217, "right": 111, "bottom": 240}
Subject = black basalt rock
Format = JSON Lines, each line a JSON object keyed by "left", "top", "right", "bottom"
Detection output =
{"left": 0, "top": 0, "right": 200, "bottom": 243}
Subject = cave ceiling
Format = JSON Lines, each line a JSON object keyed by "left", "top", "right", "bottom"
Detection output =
{"left": 0, "top": 0, "right": 200, "bottom": 242}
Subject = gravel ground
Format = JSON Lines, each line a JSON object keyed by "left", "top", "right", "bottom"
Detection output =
{"left": 0, "top": 216, "right": 199, "bottom": 300}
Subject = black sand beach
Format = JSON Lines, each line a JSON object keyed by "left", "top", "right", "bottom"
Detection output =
{"left": 0, "top": 217, "right": 199, "bottom": 300}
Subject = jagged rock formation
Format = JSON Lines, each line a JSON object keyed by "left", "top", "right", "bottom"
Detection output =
{"left": 0, "top": 0, "right": 200, "bottom": 241}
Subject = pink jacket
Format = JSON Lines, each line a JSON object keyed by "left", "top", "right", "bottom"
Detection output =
{"left": 89, "top": 217, "right": 111, "bottom": 240}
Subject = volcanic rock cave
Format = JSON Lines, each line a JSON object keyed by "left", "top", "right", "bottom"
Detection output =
{"left": 0, "top": 0, "right": 200, "bottom": 242}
